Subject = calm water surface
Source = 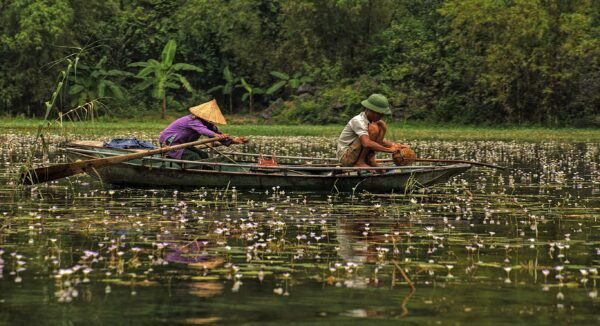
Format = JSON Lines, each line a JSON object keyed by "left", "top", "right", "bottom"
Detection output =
{"left": 0, "top": 133, "right": 598, "bottom": 325}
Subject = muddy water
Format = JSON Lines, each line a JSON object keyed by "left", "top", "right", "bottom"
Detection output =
{"left": 0, "top": 133, "right": 598, "bottom": 324}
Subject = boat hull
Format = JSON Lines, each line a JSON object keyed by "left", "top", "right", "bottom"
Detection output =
{"left": 65, "top": 145, "right": 471, "bottom": 192}
{"left": 90, "top": 162, "right": 469, "bottom": 192}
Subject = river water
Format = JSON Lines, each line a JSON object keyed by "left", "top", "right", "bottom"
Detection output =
{"left": 0, "top": 133, "right": 598, "bottom": 324}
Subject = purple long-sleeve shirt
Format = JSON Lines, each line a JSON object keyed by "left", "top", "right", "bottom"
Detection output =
{"left": 159, "top": 114, "right": 232, "bottom": 159}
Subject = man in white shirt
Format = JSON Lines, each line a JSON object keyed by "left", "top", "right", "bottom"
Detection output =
{"left": 336, "top": 93, "right": 407, "bottom": 167}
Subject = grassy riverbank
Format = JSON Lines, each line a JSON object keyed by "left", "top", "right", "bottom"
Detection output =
{"left": 2, "top": 117, "right": 598, "bottom": 142}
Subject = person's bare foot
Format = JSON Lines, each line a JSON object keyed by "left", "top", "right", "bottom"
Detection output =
{"left": 365, "top": 157, "right": 387, "bottom": 174}
{"left": 355, "top": 162, "right": 377, "bottom": 174}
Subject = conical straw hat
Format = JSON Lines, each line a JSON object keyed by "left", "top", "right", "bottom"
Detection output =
{"left": 189, "top": 99, "right": 227, "bottom": 125}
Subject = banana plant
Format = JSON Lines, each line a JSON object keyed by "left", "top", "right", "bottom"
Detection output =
{"left": 68, "top": 56, "right": 131, "bottom": 107}
{"left": 239, "top": 78, "right": 265, "bottom": 114}
{"left": 266, "top": 71, "right": 313, "bottom": 97}
{"left": 207, "top": 66, "right": 239, "bottom": 113}
{"left": 129, "top": 40, "right": 203, "bottom": 119}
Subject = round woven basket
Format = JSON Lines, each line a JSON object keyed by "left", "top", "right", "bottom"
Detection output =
{"left": 392, "top": 147, "right": 416, "bottom": 166}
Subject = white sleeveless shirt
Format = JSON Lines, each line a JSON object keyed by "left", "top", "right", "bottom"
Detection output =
{"left": 336, "top": 112, "right": 369, "bottom": 159}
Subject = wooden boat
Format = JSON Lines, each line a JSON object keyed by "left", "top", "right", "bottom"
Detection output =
{"left": 62, "top": 141, "right": 471, "bottom": 192}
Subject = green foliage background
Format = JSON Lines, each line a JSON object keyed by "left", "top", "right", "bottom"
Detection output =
{"left": 1, "top": 0, "right": 598, "bottom": 127}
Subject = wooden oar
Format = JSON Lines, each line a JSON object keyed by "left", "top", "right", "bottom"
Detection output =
{"left": 20, "top": 136, "right": 227, "bottom": 185}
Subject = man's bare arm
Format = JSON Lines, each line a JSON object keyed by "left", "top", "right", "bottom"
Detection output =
{"left": 359, "top": 135, "right": 397, "bottom": 153}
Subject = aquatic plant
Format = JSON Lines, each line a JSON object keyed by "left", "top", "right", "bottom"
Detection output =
{"left": 0, "top": 132, "right": 599, "bottom": 323}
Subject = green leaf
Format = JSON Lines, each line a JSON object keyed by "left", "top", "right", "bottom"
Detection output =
{"left": 78, "top": 92, "right": 89, "bottom": 105}
{"left": 270, "top": 71, "right": 289, "bottom": 80}
{"left": 106, "top": 69, "right": 132, "bottom": 77}
{"left": 97, "top": 56, "right": 107, "bottom": 67}
{"left": 128, "top": 61, "right": 150, "bottom": 68}
{"left": 106, "top": 81, "right": 125, "bottom": 99}
{"left": 224, "top": 66, "right": 233, "bottom": 81}
{"left": 137, "top": 66, "right": 156, "bottom": 78}
{"left": 289, "top": 79, "right": 300, "bottom": 89}
{"left": 165, "top": 82, "right": 179, "bottom": 89}
{"left": 161, "top": 39, "right": 177, "bottom": 67}
{"left": 73, "top": 57, "right": 80, "bottom": 75}
{"left": 301, "top": 76, "right": 313, "bottom": 83}
{"left": 98, "top": 82, "right": 106, "bottom": 97}
{"left": 207, "top": 85, "right": 223, "bottom": 93}
{"left": 68, "top": 84, "right": 84, "bottom": 95}
{"left": 136, "top": 78, "right": 154, "bottom": 91}
{"left": 266, "top": 80, "right": 287, "bottom": 94}
{"left": 240, "top": 78, "right": 251, "bottom": 92}
{"left": 172, "top": 63, "right": 203, "bottom": 73}
{"left": 175, "top": 74, "right": 194, "bottom": 92}
{"left": 225, "top": 77, "right": 239, "bottom": 88}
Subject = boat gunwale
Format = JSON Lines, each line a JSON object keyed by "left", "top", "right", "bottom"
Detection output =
{"left": 63, "top": 146, "right": 471, "bottom": 174}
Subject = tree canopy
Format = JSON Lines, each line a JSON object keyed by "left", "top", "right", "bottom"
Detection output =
{"left": 1, "top": 0, "right": 598, "bottom": 126}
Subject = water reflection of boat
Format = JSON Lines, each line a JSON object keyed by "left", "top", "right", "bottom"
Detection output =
{"left": 63, "top": 141, "right": 471, "bottom": 192}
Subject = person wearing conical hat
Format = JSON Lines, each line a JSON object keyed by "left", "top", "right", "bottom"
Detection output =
{"left": 159, "top": 99, "right": 248, "bottom": 160}
{"left": 336, "top": 93, "right": 409, "bottom": 167}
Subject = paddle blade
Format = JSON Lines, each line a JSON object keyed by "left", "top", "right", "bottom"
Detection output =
{"left": 20, "top": 163, "right": 85, "bottom": 185}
